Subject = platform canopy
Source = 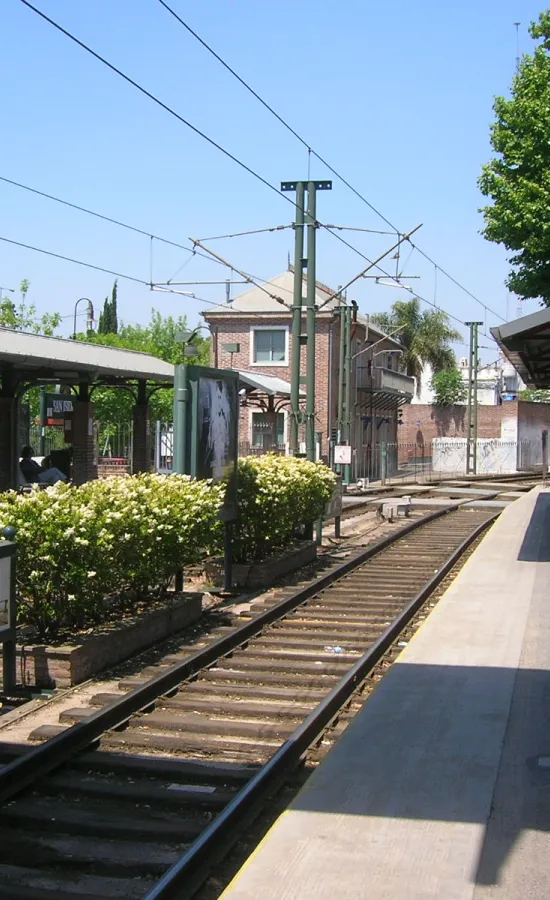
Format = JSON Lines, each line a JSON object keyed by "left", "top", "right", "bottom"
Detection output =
{"left": 0, "top": 328, "right": 174, "bottom": 384}
{"left": 491, "top": 307, "right": 550, "bottom": 390}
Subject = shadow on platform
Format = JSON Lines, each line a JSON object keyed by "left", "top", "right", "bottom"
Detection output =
{"left": 289, "top": 661, "right": 550, "bottom": 889}
{"left": 518, "top": 490, "right": 550, "bottom": 561}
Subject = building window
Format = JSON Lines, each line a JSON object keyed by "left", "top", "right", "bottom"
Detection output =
{"left": 250, "top": 327, "right": 288, "bottom": 365}
{"left": 252, "top": 412, "right": 286, "bottom": 449}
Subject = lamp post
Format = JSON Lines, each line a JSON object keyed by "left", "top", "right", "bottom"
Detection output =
{"left": 73, "top": 298, "right": 94, "bottom": 339}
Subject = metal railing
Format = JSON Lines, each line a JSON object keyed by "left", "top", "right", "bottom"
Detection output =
{"left": 356, "top": 365, "right": 415, "bottom": 395}
{"left": 353, "top": 438, "right": 542, "bottom": 486}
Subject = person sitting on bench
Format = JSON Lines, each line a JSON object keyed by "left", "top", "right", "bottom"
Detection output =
{"left": 20, "top": 446, "right": 67, "bottom": 486}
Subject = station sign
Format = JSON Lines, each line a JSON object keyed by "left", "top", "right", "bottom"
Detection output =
{"left": 334, "top": 444, "right": 352, "bottom": 465}
{"left": 45, "top": 393, "right": 74, "bottom": 427}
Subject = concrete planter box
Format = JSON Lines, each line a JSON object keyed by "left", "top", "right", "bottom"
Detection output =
{"left": 11, "top": 593, "right": 203, "bottom": 689}
{"left": 205, "top": 541, "right": 317, "bottom": 590}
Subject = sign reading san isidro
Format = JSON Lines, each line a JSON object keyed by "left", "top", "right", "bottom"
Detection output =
{"left": 45, "top": 394, "right": 73, "bottom": 426}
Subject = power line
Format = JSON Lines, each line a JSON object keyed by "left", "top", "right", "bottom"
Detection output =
{"left": 17, "top": 1, "right": 495, "bottom": 335}
{"left": 0, "top": 235, "right": 150, "bottom": 285}
{"left": 408, "top": 241, "right": 506, "bottom": 323}
{"left": 0, "top": 174, "right": 198, "bottom": 260}
{"left": 156, "top": 0, "right": 506, "bottom": 324}
{"left": 156, "top": 0, "right": 399, "bottom": 233}
{"left": 0, "top": 173, "right": 270, "bottom": 286}
{"left": 19, "top": 0, "right": 295, "bottom": 210}
{"left": 14, "top": 4, "right": 408, "bottom": 283}
{"left": 0, "top": 234, "right": 293, "bottom": 320}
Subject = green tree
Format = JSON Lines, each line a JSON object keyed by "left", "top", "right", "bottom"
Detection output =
{"left": 430, "top": 368, "right": 468, "bottom": 406}
{"left": 0, "top": 279, "right": 61, "bottom": 335}
{"left": 518, "top": 388, "right": 550, "bottom": 402}
{"left": 479, "top": 11, "right": 550, "bottom": 304}
{"left": 371, "top": 298, "right": 462, "bottom": 393}
{"left": 97, "top": 280, "right": 118, "bottom": 334}
{"left": 76, "top": 308, "right": 210, "bottom": 425}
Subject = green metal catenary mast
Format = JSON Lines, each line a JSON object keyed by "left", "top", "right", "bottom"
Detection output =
{"left": 281, "top": 179, "right": 332, "bottom": 461}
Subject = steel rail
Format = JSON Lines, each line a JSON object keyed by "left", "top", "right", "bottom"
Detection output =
{"left": 0, "top": 507, "right": 453, "bottom": 804}
{"left": 145, "top": 510, "right": 499, "bottom": 900}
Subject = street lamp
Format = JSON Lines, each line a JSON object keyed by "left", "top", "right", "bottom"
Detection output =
{"left": 175, "top": 325, "right": 212, "bottom": 361}
{"left": 73, "top": 298, "right": 94, "bottom": 339}
{"left": 0, "top": 287, "right": 15, "bottom": 303}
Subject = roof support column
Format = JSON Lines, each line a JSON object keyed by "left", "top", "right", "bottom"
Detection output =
{"left": 72, "top": 383, "right": 97, "bottom": 485}
{"left": 132, "top": 380, "right": 151, "bottom": 474}
{"left": 0, "top": 369, "right": 17, "bottom": 492}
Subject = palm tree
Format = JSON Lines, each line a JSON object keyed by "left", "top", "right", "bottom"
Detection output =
{"left": 371, "top": 298, "right": 462, "bottom": 393}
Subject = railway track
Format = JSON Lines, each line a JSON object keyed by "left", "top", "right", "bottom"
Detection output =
{"left": 0, "top": 505, "right": 498, "bottom": 900}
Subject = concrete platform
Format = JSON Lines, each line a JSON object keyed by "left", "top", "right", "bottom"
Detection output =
{"left": 462, "top": 499, "right": 514, "bottom": 509}
{"left": 431, "top": 487, "right": 498, "bottom": 499}
{"left": 222, "top": 486, "right": 550, "bottom": 900}
{"left": 475, "top": 482, "right": 532, "bottom": 492}
{"left": 370, "top": 497, "right": 462, "bottom": 510}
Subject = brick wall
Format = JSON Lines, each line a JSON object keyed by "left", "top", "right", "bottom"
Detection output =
{"left": 400, "top": 402, "right": 520, "bottom": 446}
{"left": 207, "top": 314, "right": 337, "bottom": 455}
{"left": 72, "top": 401, "right": 98, "bottom": 485}
{"left": 12, "top": 594, "right": 202, "bottom": 688}
{"left": 517, "top": 400, "right": 550, "bottom": 442}
{"left": 0, "top": 397, "right": 16, "bottom": 491}
{"left": 132, "top": 403, "right": 151, "bottom": 473}
{"left": 205, "top": 311, "right": 402, "bottom": 458}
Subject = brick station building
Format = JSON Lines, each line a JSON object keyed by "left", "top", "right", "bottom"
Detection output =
{"left": 0, "top": 328, "right": 173, "bottom": 491}
{"left": 203, "top": 268, "right": 415, "bottom": 468}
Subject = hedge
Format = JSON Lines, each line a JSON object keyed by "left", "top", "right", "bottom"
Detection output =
{"left": 0, "top": 457, "right": 336, "bottom": 640}
{"left": 234, "top": 456, "right": 336, "bottom": 563}
{"left": 0, "top": 474, "right": 224, "bottom": 640}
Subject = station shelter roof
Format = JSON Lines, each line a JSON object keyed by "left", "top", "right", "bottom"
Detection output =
{"left": 0, "top": 328, "right": 174, "bottom": 384}
{"left": 0, "top": 330, "right": 299, "bottom": 399}
{"left": 491, "top": 307, "right": 550, "bottom": 390}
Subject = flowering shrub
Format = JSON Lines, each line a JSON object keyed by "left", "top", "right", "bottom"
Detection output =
{"left": 0, "top": 458, "right": 336, "bottom": 639}
{"left": 0, "top": 475, "right": 224, "bottom": 640}
{"left": 234, "top": 456, "right": 336, "bottom": 564}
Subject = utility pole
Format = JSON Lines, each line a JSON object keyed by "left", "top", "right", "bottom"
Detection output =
{"left": 343, "top": 303, "right": 352, "bottom": 483}
{"left": 282, "top": 180, "right": 332, "bottom": 459}
{"left": 287, "top": 181, "right": 305, "bottom": 456}
{"left": 466, "top": 321, "right": 482, "bottom": 474}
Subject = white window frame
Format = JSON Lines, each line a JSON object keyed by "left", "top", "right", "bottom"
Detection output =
{"left": 249, "top": 325, "right": 289, "bottom": 367}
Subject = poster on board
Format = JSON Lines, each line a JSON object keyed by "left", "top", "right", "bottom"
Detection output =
{"left": 0, "top": 557, "right": 10, "bottom": 630}
{"left": 197, "top": 374, "right": 238, "bottom": 485}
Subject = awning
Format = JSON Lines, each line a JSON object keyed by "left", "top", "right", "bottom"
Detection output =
{"left": 357, "top": 390, "right": 410, "bottom": 411}
{"left": 238, "top": 370, "right": 304, "bottom": 397}
{"left": 491, "top": 308, "right": 550, "bottom": 389}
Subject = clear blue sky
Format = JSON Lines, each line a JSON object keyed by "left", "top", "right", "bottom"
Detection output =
{"left": 0, "top": 0, "right": 540, "bottom": 360}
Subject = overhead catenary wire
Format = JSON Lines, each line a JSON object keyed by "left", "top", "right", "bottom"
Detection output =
{"left": 17, "top": 2, "right": 387, "bottom": 279}
{"left": 156, "top": 0, "right": 506, "bottom": 325}
{"left": 17, "top": 1, "right": 500, "bottom": 338}
{"left": 16, "top": 2, "right": 460, "bottom": 322}
{"left": 0, "top": 234, "right": 301, "bottom": 322}
{"left": 0, "top": 173, "right": 277, "bottom": 290}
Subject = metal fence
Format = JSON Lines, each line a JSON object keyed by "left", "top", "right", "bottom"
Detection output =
{"left": 354, "top": 438, "right": 542, "bottom": 486}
